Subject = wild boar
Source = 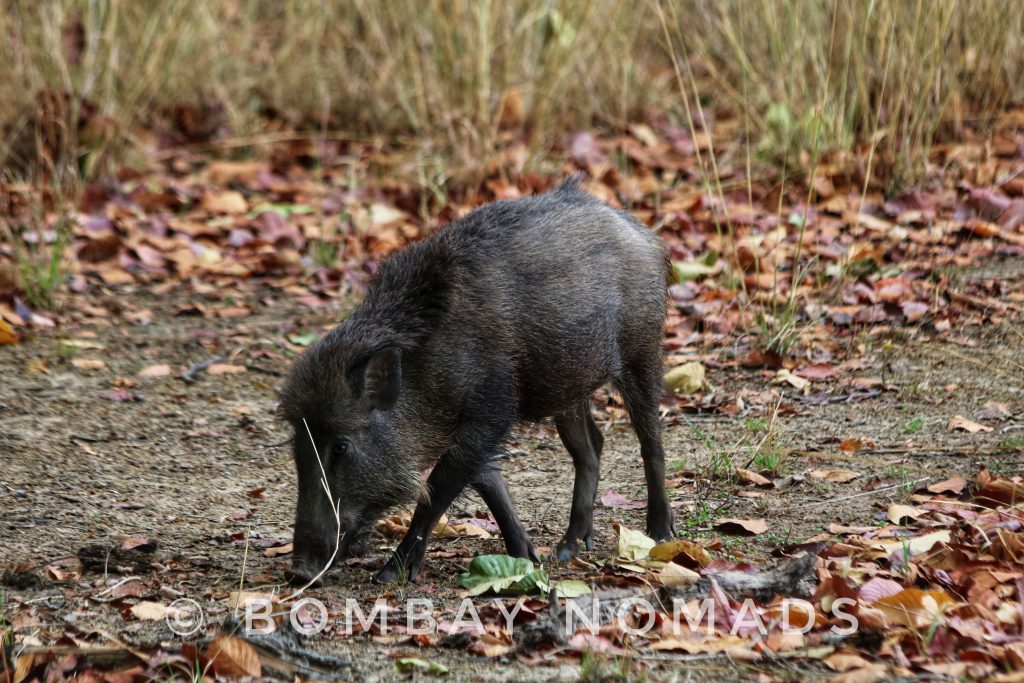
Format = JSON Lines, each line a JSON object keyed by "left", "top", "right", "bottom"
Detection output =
{"left": 280, "top": 177, "right": 674, "bottom": 583}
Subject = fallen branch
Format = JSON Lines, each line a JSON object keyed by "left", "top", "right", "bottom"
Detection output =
{"left": 517, "top": 553, "right": 816, "bottom": 651}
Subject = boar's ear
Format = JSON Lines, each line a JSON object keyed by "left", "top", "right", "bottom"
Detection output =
{"left": 363, "top": 348, "right": 401, "bottom": 410}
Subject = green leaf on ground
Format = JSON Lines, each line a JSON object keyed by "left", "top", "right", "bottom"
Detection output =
{"left": 459, "top": 555, "right": 550, "bottom": 596}
{"left": 395, "top": 658, "right": 449, "bottom": 676}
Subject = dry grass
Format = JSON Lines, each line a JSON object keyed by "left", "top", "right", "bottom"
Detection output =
{"left": 671, "top": 0, "right": 1024, "bottom": 190}
{"left": 1, "top": 0, "right": 1021, "bottom": 187}
{"left": 1, "top": 0, "right": 660, "bottom": 183}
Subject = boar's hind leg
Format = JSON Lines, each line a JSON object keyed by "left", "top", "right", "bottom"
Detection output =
{"left": 472, "top": 468, "right": 539, "bottom": 562}
{"left": 554, "top": 401, "right": 604, "bottom": 561}
{"left": 375, "top": 419, "right": 513, "bottom": 584}
{"left": 616, "top": 365, "right": 676, "bottom": 541}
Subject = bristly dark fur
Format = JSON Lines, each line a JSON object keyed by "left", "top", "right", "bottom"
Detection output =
{"left": 278, "top": 238, "right": 457, "bottom": 427}
{"left": 280, "top": 176, "right": 676, "bottom": 584}
{"left": 278, "top": 175, "right": 591, "bottom": 427}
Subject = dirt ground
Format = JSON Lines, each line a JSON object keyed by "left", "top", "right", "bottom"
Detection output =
{"left": 2, "top": 258, "right": 1023, "bottom": 681}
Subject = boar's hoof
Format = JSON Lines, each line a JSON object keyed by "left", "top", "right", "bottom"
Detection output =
{"left": 374, "top": 558, "right": 417, "bottom": 585}
{"left": 505, "top": 537, "right": 541, "bottom": 564}
{"left": 526, "top": 543, "right": 542, "bottom": 564}
{"left": 646, "top": 514, "right": 676, "bottom": 542}
{"left": 554, "top": 533, "right": 593, "bottom": 562}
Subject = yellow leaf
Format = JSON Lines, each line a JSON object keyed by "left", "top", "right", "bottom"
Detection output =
{"left": 616, "top": 525, "right": 656, "bottom": 562}
{"left": 658, "top": 562, "right": 700, "bottom": 586}
{"left": 649, "top": 539, "right": 711, "bottom": 567}
{"left": 875, "top": 529, "right": 950, "bottom": 556}
{"left": 875, "top": 588, "right": 957, "bottom": 629}
{"left": 664, "top": 362, "right": 705, "bottom": 394}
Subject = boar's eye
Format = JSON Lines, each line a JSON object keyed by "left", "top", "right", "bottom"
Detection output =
{"left": 332, "top": 438, "right": 352, "bottom": 458}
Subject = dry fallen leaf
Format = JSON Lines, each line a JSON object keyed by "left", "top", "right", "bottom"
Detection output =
{"left": 264, "top": 542, "right": 293, "bottom": 558}
{"left": 886, "top": 503, "right": 924, "bottom": 524}
{"left": 773, "top": 368, "right": 809, "bottom": 390}
{"left": 926, "top": 476, "right": 967, "bottom": 495}
{"left": 130, "top": 601, "right": 176, "bottom": 621}
{"left": 616, "top": 524, "right": 657, "bottom": 562}
{"left": 875, "top": 529, "right": 951, "bottom": 556}
{"left": 71, "top": 358, "right": 106, "bottom": 370}
{"left": 839, "top": 438, "right": 865, "bottom": 453}
{"left": 874, "top": 588, "right": 957, "bottom": 628}
{"left": 468, "top": 632, "right": 513, "bottom": 658}
{"left": 810, "top": 469, "right": 862, "bottom": 483}
{"left": 201, "top": 190, "right": 248, "bottom": 214}
{"left": 665, "top": 361, "right": 706, "bottom": 394}
{"left": 433, "top": 519, "right": 492, "bottom": 539}
{"left": 206, "top": 363, "right": 246, "bottom": 375}
{"left": 205, "top": 634, "right": 262, "bottom": 679}
{"left": 714, "top": 518, "right": 768, "bottom": 536}
{"left": 974, "top": 474, "right": 1024, "bottom": 509}
{"left": 947, "top": 415, "right": 992, "bottom": 433}
{"left": 824, "top": 650, "right": 875, "bottom": 672}
{"left": 648, "top": 539, "right": 711, "bottom": 567}
{"left": 205, "top": 160, "right": 265, "bottom": 184}
{"left": 736, "top": 468, "right": 773, "bottom": 486}
{"left": 138, "top": 363, "right": 172, "bottom": 378}
{"left": 0, "top": 318, "right": 18, "bottom": 345}
{"left": 658, "top": 561, "right": 700, "bottom": 586}
{"left": 975, "top": 401, "right": 1011, "bottom": 421}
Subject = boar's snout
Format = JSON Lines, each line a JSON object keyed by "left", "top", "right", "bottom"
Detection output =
{"left": 287, "top": 558, "right": 324, "bottom": 587}
{"left": 288, "top": 519, "right": 351, "bottom": 586}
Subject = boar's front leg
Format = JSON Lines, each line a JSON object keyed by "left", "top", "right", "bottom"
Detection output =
{"left": 375, "top": 419, "right": 513, "bottom": 584}
{"left": 472, "top": 467, "right": 539, "bottom": 562}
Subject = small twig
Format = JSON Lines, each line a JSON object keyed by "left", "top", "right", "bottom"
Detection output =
{"left": 788, "top": 477, "right": 930, "bottom": 509}
{"left": 93, "top": 576, "right": 141, "bottom": 600}
{"left": 234, "top": 523, "right": 253, "bottom": 619}
{"left": 70, "top": 433, "right": 114, "bottom": 443}
{"left": 180, "top": 355, "right": 225, "bottom": 383}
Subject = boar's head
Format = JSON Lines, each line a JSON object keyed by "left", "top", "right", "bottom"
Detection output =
{"left": 279, "top": 335, "right": 424, "bottom": 585}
